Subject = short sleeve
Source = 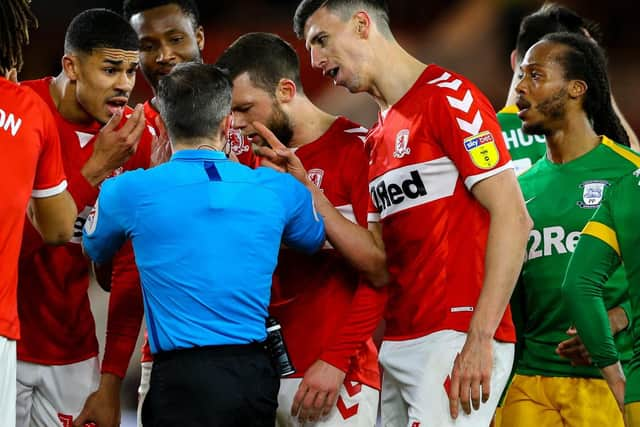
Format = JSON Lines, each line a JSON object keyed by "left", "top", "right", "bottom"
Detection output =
{"left": 82, "top": 178, "right": 130, "bottom": 264}
{"left": 281, "top": 176, "right": 325, "bottom": 254}
{"left": 428, "top": 80, "right": 513, "bottom": 190}
{"left": 31, "top": 102, "right": 67, "bottom": 198}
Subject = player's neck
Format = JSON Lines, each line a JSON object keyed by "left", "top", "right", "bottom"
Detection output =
{"left": 51, "top": 72, "right": 97, "bottom": 126}
{"left": 369, "top": 42, "right": 427, "bottom": 110}
{"left": 287, "top": 98, "right": 336, "bottom": 149}
{"left": 546, "top": 116, "right": 600, "bottom": 164}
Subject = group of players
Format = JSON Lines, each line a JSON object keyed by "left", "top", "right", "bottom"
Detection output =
{"left": 1, "top": 0, "right": 640, "bottom": 426}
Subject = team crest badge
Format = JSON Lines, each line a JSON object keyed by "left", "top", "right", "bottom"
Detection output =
{"left": 393, "top": 129, "right": 411, "bottom": 158}
{"left": 577, "top": 180, "right": 609, "bottom": 208}
{"left": 308, "top": 168, "right": 325, "bottom": 189}
{"left": 84, "top": 204, "right": 98, "bottom": 236}
{"left": 464, "top": 131, "right": 499, "bottom": 169}
{"left": 228, "top": 129, "right": 250, "bottom": 155}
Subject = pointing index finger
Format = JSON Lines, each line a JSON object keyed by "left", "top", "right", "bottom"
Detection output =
{"left": 252, "top": 121, "right": 287, "bottom": 151}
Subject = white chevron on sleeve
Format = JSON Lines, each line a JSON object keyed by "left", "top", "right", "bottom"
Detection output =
{"left": 344, "top": 126, "right": 368, "bottom": 134}
{"left": 456, "top": 111, "right": 483, "bottom": 135}
{"left": 446, "top": 90, "right": 473, "bottom": 113}
{"left": 427, "top": 72, "right": 451, "bottom": 85}
{"left": 437, "top": 79, "right": 462, "bottom": 91}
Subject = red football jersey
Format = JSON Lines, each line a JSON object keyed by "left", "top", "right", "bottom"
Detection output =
{"left": 270, "top": 117, "right": 385, "bottom": 389}
{"left": 0, "top": 77, "right": 67, "bottom": 341}
{"left": 367, "top": 66, "right": 516, "bottom": 342}
{"left": 17, "top": 77, "right": 153, "bottom": 365}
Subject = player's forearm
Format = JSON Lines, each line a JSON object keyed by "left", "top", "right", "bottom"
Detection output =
{"left": 469, "top": 203, "right": 531, "bottom": 338}
{"left": 562, "top": 235, "right": 621, "bottom": 367}
{"left": 102, "top": 242, "right": 144, "bottom": 378}
{"left": 321, "top": 283, "right": 387, "bottom": 371}
{"left": 308, "top": 184, "right": 389, "bottom": 288}
{"left": 30, "top": 190, "right": 77, "bottom": 244}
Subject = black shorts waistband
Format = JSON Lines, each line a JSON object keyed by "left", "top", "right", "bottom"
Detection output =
{"left": 154, "top": 341, "right": 267, "bottom": 362}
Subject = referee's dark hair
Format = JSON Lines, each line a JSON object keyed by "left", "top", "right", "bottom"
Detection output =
{"left": 64, "top": 9, "right": 139, "bottom": 55}
{"left": 0, "top": 0, "right": 38, "bottom": 73}
{"left": 123, "top": 0, "right": 200, "bottom": 28}
{"left": 294, "top": 0, "right": 391, "bottom": 39}
{"left": 216, "top": 32, "right": 303, "bottom": 96}
{"left": 157, "top": 63, "right": 232, "bottom": 143}
{"left": 515, "top": 3, "right": 602, "bottom": 62}
{"left": 543, "top": 32, "right": 629, "bottom": 147}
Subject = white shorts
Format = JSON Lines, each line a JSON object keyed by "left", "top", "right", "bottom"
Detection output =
{"left": 16, "top": 357, "right": 99, "bottom": 427}
{"left": 379, "top": 330, "right": 514, "bottom": 427}
{"left": 1, "top": 336, "right": 17, "bottom": 427}
{"left": 277, "top": 377, "right": 379, "bottom": 426}
{"left": 136, "top": 361, "right": 153, "bottom": 427}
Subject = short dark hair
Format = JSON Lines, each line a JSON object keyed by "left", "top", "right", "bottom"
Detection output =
{"left": 0, "top": 0, "right": 38, "bottom": 72}
{"left": 215, "top": 32, "right": 303, "bottom": 95}
{"left": 543, "top": 32, "right": 629, "bottom": 147}
{"left": 157, "top": 63, "right": 231, "bottom": 143}
{"left": 64, "top": 9, "right": 139, "bottom": 54}
{"left": 515, "top": 3, "right": 601, "bottom": 62}
{"left": 122, "top": 0, "right": 200, "bottom": 28}
{"left": 293, "top": 0, "right": 390, "bottom": 39}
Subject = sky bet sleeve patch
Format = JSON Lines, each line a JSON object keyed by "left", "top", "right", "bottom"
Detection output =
{"left": 464, "top": 131, "right": 500, "bottom": 169}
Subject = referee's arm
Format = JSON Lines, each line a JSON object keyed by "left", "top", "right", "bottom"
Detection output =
{"left": 82, "top": 178, "right": 129, "bottom": 265}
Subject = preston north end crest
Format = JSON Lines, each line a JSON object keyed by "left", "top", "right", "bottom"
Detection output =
{"left": 577, "top": 180, "right": 609, "bottom": 208}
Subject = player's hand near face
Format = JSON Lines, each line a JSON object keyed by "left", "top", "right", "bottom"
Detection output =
{"left": 252, "top": 121, "right": 311, "bottom": 186}
{"left": 82, "top": 104, "right": 147, "bottom": 186}
{"left": 291, "top": 359, "right": 345, "bottom": 423}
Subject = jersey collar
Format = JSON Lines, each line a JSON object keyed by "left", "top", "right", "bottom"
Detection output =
{"left": 171, "top": 150, "right": 228, "bottom": 162}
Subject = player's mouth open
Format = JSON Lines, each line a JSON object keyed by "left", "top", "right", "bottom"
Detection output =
{"left": 516, "top": 99, "right": 531, "bottom": 118}
{"left": 106, "top": 98, "right": 127, "bottom": 116}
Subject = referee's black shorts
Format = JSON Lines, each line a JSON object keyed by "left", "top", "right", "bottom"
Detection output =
{"left": 142, "top": 342, "right": 279, "bottom": 427}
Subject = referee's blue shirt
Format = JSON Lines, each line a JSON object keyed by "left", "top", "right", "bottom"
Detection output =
{"left": 83, "top": 150, "right": 325, "bottom": 354}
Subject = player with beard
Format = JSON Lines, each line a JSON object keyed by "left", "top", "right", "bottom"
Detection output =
{"left": 500, "top": 33, "right": 639, "bottom": 427}
{"left": 216, "top": 32, "right": 387, "bottom": 425}
{"left": 16, "top": 9, "right": 153, "bottom": 427}
{"left": 287, "top": 1, "right": 532, "bottom": 426}
{"left": 498, "top": 3, "right": 639, "bottom": 177}
{"left": 70, "top": 3, "right": 207, "bottom": 427}
{"left": 0, "top": 1, "right": 77, "bottom": 425}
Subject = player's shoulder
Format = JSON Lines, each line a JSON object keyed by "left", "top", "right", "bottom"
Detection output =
{"left": 411, "top": 64, "right": 491, "bottom": 113}
{"left": 1, "top": 79, "right": 54, "bottom": 126}
{"left": 330, "top": 117, "right": 368, "bottom": 146}
{"left": 599, "top": 136, "right": 640, "bottom": 168}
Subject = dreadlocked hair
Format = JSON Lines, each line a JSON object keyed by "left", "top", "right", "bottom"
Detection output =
{"left": 543, "top": 32, "right": 629, "bottom": 147}
{"left": 0, "top": 0, "right": 38, "bottom": 72}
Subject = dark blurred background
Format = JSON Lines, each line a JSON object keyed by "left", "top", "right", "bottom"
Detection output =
{"left": 23, "top": 0, "right": 639, "bottom": 130}
{"left": 21, "top": 0, "right": 639, "bottom": 420}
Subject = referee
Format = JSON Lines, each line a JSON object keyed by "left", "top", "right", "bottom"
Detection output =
{"left": 82, "top": 63, "right": 325, "bottom": 426}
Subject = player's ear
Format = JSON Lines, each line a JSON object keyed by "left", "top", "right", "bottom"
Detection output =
{"left": 569, "top": 79, "right": 587, "bottom": 99}
{"left": 353, "top": 11, "right": 372, "bottom": 39}
{"left": 195, "top": 25, "right": 205, "bottom": 51}
{"left": 276, "top": 79, "right": 296, "bottom": 104}
{"left": 510, "top": 50, "right": 517, "bottom": 72}
{"left": 62, "top": 54, "right": 80, "bottom": 82}
{"left": 6, "top": 68, "right": 18, "bottom": 83}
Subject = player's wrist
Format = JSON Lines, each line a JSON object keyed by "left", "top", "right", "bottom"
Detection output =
{"left": 81, "top": 158, "right": 111, "bottom": 187}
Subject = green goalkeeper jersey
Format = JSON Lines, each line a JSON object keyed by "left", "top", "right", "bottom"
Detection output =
{"left": 563, "top": 168, "right": 640, "bottom": 403}
{"left": 516, "top": 136, "right": 639, "bottom": 378}
{"left": 497, "top": 106, "right": 546, "bottom": 175}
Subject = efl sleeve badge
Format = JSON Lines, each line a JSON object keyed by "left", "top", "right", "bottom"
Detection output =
{"left": 464, "top": 131, "right": 500, "bottom": 169}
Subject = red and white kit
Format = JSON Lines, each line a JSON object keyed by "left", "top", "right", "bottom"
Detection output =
{"left": 0, "top": 77, "right": 68, "bottom": 427}
{"left": 366, "top": 65, "right": 515, "bottom": 426}
{"left": 16, "top": 77, "right": 153, "bottom": 427}
{"left": 272, "top": 117, "right": 387, "bottom": 427}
